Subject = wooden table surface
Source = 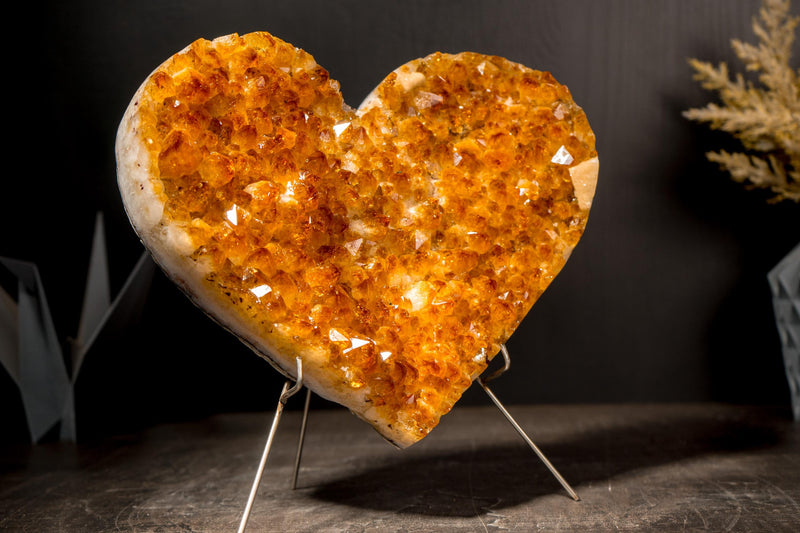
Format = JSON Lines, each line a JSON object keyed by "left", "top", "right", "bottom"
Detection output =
{"left": 2, "top": 403, "right": 799, "bottom": 532}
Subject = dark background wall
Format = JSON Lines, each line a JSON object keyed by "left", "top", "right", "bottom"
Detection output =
{"left": 2, "top": 0, "right": 799, "bottom": 441}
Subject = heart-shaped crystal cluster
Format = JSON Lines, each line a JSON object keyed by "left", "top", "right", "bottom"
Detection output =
{"left": 116, "top": 32, "right": 598, "bottom": 447}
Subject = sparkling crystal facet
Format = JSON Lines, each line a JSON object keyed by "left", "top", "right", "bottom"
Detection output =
{"left": 119, "top": 32, "right": 598, "bottom": 446}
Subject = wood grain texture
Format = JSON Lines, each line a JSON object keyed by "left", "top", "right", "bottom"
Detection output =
{"left": 1, "top": 404, "right": 799, "bottom": 531}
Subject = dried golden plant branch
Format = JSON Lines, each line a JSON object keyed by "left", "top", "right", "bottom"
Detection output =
{"left": 684, "top": 0, "right": 800, "bottom": 202}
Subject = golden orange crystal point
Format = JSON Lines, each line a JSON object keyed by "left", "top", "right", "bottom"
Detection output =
{"left": 124, "top": 32, "right": 597, "bottom": 446}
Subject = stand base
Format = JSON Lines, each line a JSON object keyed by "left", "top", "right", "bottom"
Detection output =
{"left": 237, "top": 346, "right": 579, "bottom": 531}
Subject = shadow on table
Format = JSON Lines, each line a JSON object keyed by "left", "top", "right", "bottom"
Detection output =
{"left": 308, "top": 409, "right": 787, "bottom": 517}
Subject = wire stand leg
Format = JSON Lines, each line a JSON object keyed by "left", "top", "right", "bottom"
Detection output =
{"left": 291, "top": 387, "right": 312, "bottom": 490}
{"left": 479, "top": 345, "right": 580, "bottom": 502}
{"left": 238, "top": 358, "right": 304, "bottom": 533}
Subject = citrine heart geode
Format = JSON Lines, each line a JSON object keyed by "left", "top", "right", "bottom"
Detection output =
{"left": 115, "top": 32, "right": 598, "bottom": 447}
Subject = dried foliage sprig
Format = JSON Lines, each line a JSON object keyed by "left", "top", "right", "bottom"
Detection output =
{"left": 684, "top": 0, "right": 800, "bottom": 202}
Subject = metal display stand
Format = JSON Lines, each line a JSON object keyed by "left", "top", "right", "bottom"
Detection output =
{"left": 237, "top": 346, "right": 579, "bottom": 532}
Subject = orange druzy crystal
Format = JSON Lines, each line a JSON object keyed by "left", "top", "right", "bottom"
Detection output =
{"left": 119, "top": 32, "right": 598, "bottom": 446}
